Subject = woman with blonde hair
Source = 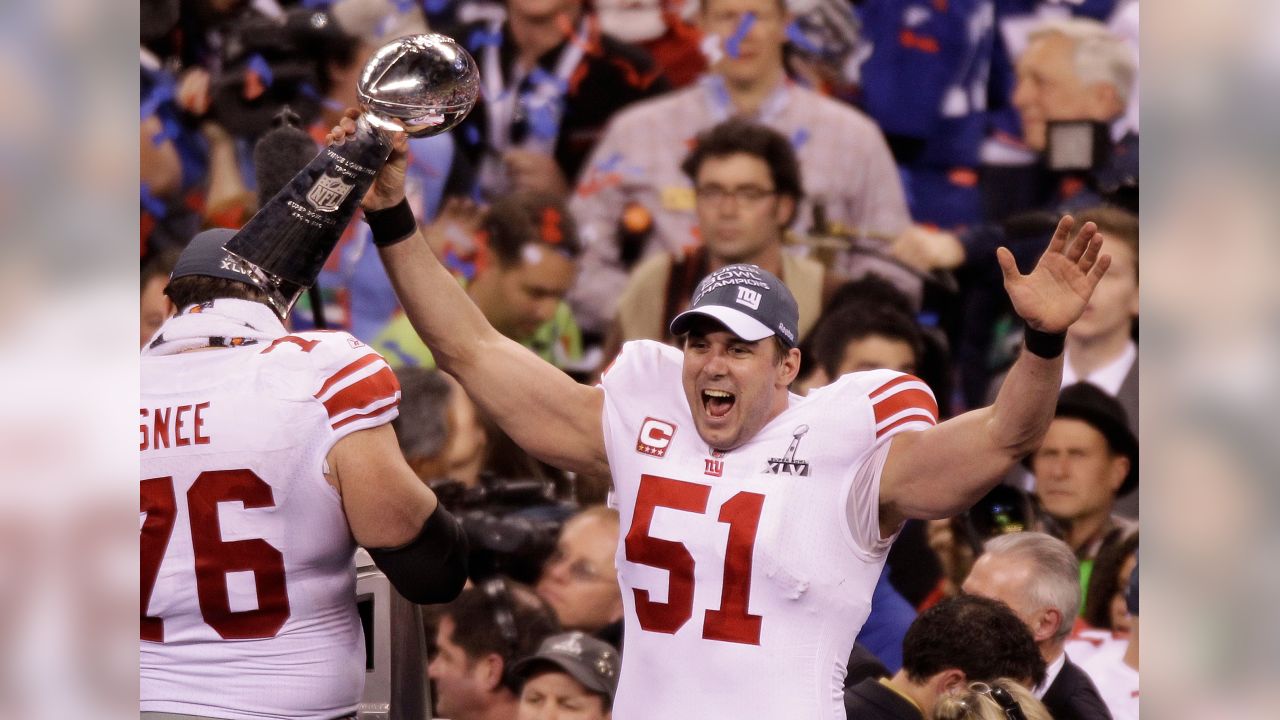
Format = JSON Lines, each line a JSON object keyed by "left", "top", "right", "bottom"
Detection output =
{"left": 933, "top": 679, "right": 1052, "bottom": 720}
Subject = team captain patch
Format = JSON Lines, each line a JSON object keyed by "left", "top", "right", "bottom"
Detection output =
{"left": 635, "top": 417, "right": 676, "bottom": 458}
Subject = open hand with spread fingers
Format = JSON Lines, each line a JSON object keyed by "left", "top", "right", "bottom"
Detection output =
{"left": 997, "top": 215, "right": 1112, "bottom": 334}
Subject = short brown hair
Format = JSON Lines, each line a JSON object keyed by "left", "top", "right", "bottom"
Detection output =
{"left": 681, "top": 118, "right": 804, "bottom": 206}
{"left": 484, "top": 192, "right": 581, "bottom": 268}
{"left": 1074, "top": 206, "right": 1137, "bottom": 277}
{"left": 426, "top": 578, "right": 560, "bottom": 692}
{"left": 164, "top": 274, "right": 270, "bottom": 310}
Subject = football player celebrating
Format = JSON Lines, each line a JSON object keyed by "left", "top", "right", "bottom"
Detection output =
{"left": 331, "top": 108, "right": 1111, "bottom": 720}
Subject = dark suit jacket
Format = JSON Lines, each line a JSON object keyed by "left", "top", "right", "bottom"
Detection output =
{"left": 844, "top": 678, "right": 923, "bottom": 720}
{"left": 1112, "top": 359, "right": 1139, "bottom": 518}
{"left": 1042, "top": 656, "right": 1114, "bottom": 720}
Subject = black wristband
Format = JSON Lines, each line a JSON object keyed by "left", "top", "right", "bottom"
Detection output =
{"left": 1024, "top": 326, "right": 1066, "bottom": 359}
{"left": 364, "top": 197, "right": 417, "bottom": 248}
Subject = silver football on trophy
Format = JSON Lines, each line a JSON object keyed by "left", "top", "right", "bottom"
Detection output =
{"left": 357, "top": 33, "right": 480, "bottom": 138}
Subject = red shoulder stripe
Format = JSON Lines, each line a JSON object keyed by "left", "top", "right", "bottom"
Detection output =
{"left": 876, "top": 414, "right": 935, "bottom": 439}
{"left": 872, "top": 388, "right": 939, "bottom": 426}
{"left": 323, "top": 366, "right": 399, "bottom": 420}
{"left": 332, "top": 399, "right": 400, "bottom": 430}
{"left": 316, "top": 354, "right": 381, "bottom": 399}
{"left": 869, "top": 374, "right": 919, "bottom": 400}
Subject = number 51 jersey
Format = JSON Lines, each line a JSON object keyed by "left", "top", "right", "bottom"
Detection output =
{"left": 140, "top": 330, "right": 400, "bottom": 720}
{"left": 600, "top": 341, "right": 937, "bottom": 720}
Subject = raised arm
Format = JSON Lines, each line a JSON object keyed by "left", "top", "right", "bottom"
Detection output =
{"left": 329, "top": 112, "right": 609, "bottom": 479}
{"left": 878, "top": 216, "right": 1111, "bottom": 532}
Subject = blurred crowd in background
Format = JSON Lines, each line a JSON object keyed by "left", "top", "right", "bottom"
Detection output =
{"left": 137, "top": 0, "right": 1147, "bottom": 717}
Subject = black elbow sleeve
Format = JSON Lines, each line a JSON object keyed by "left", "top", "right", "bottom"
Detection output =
{"left": 366, "top": 506, "right": 469, "bottom": 604}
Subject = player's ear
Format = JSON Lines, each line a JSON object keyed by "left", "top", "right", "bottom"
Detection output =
{"left": 475, "top": 652, "right": 505, "bottom": 691}
{"left": 777, "top": 346, "right": 801, "bottom": 387}
{"left": 930, "top": 668, "right": 968, "bottom": 696}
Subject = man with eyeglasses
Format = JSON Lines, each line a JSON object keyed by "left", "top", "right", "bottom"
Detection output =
{"left": 566, "top": 0, "right": 911, "bottom": 336}
{"left": 426, "top": 579, "right": 561, "bottom": 720}
{"left": 607, "top": 118, "right": 834, "bottom": 360}
{"left": 535, "top": 506, "right": 626, "bottom": 646}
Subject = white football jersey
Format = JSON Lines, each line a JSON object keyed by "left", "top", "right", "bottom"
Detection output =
{"left": 140, "top": 327, "right": 400, "bottom": 720}
{"left": 600, "top": 341, "right": 937, "bottom": 720}
{"left": 1079, "top": 648, "right": 1138, "bottom": 720}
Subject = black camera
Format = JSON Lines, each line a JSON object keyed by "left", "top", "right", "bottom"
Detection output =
{"left": 209, "top": 8, "right": 355, "bottom": 138}
{"left": 431, "top": 474, "right": 576, "bottom": 585}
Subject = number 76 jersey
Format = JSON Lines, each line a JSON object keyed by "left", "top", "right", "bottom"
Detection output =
{"left": 600, "top": 341, "right": 937, "bottom": 720}
{"left": 140, "top": 329, "right": 401, "bottom": 720}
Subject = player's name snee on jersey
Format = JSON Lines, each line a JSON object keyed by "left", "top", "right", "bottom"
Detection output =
{"left": 140, "top": 402, "right": 213, "bottom": 451}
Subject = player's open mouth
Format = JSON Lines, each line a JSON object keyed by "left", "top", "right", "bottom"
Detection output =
{"left": 702, "top": 389, "right": 735, "bottom": 418}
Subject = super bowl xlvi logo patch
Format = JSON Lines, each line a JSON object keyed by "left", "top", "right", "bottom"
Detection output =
{"left": 306, "top": 174, "right": 355, "bottom": 213}
{"left": 635, "top": 417, "right": 676, "bottom": 458}
{"left": 765, "top": 424, "right": 810, "bottom": 476}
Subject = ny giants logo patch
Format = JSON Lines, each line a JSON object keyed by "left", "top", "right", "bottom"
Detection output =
{"left": 635, "top": 417, "right": 676, "bottom": 458}
{"left": 735, "top": 286, "right": 762, "bottom": 309}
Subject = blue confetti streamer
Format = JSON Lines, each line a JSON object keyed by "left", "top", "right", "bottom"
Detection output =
{"left": 528, "top": 67, "right": 568, "bottom": 95}
{"left": 525, "top": 100, "right": 562, "bottom": 142}
{"left": 463, "top": 124, "right": 481, "bottom": 146}
{"left": 522, "top": 68, "right": 569, "bottom": 141}
{"left": 379, "top": 339, "right": 423, "bottom": 369}
{"left": 152, "top": 115, "right": 184, "bottom": 147}
{"left": 468, "top": 27, "right": 503, "bottom": 50}
{"left": 725, "top": 12, "right": 756, "bottom": 59}
{"left": 424, "top": 0, "right": 451, "bottom": 14}
{"left": 596, "top": 152, "right": 623, "bottom": 173}
{"left": 140, "top": 81, "right": 174, "bottom": 120}
{"left": 298, "top": 82, "right": 345, "bottom": 113}
{"left": 785, "top": 22, "right": 823, "bottom": 55}
{"left": 377, "top": 14, "right": 397, "bottom": 39}
{"left": 392, "top": 0, "right": 416, "bottom": 13}
{"left": 444, "top": 248, "right": 477, "bottom": 281}
{"left": 246, "top": 53, "right": 274, "bottom": 89}
{"left": 300, "top": 0, "right": 331, "bottom": 8}
{"left": 140, "top": 182, "right": 168, "bottom": 218}
{"left": 790, "top": 127, "right": 810, "bottom": 150}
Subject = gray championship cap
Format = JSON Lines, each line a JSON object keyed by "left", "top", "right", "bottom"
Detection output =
{"left": 166, "top": 228, "right": 272, "bottom": 294}
{"left": 668, "top": 263, "right": 800, "bottom": 347}
{"left": 510, "top": 631, "right": 620, "bottom": 703}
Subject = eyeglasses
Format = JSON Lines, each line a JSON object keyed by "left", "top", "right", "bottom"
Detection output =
{"left": 970, "top": 682, "right": 1027, "bottom": 720}
{"left": 545, "top": 547, "right": 614, "bottom": 584}
{"left": 480, "top": 576, "right": 520, "bottom": 657}
{"left": 694, "top": 184, "right": 777, "bottom": 205}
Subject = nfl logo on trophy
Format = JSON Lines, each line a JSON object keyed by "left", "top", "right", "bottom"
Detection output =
{"left": 306, "top": 175, "right": 355, "bottom": 213}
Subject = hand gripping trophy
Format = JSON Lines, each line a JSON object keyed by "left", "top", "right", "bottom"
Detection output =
{"left": 221, "top": 34, "right": 480, "bottom": 318}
